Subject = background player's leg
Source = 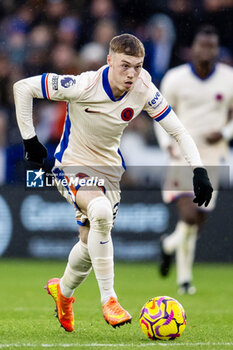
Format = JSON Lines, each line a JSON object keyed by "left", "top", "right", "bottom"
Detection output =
{"left": 160, "top": 197, "right": 206, "bottom": 280}
{"left": 175, "top": 197, "right": 206, "bottom": 293}
{"left": 162, "top": 195, "right": 201, "bottom": 255}
{"left": 60, "top": 225, "right": 92, "bottom": 298}
{"left": 160, "top": 220, "right": 188, "bottom": 276}
{"left": 163, "top": 221, "right": 187, "bottom": 254}
{"left": 176, "top": 224, "right": 198, "bottom": 294}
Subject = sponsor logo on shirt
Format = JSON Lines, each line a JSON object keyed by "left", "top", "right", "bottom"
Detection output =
{"left": 121, "top": 107, "right": 134, "bottom": 121}
{"left": 148, "top": 91, "right": 161, "bottom": 107}
{"left": 61, "top": 77, "right": 76, "bottom": 88}
{"left": 52, "top": 75, "right": 58, "bottom": 90}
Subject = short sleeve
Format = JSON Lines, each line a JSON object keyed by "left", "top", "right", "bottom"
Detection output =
{"left": 143, "top": 82, "right": 171, "bottom": 122}
{"left": 41, "top": 73, "right": 82, "bottom": 102}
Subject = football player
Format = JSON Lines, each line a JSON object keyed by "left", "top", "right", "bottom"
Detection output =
{"left": 14, "top": 33, "right": 213, "bottom": 331}
{"left": 154, "top": 26, "right": 233, "bottom": 294}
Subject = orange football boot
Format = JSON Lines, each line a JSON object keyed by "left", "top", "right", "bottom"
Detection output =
{"left": 45, "top": 278, "right": 75, "bottom": 332}
{"left": 102, "top": 297, "right": 132, "bottom": 328}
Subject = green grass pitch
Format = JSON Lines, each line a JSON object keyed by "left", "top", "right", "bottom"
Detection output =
{"left": 0, "top": 259, "right": 232, "bottom": 350}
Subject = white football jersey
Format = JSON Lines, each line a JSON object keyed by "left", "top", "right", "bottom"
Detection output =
{"left": 155, "top": 62, "right": 233, "bottom": 163}
{"left": 44, "top": 66, "right": 170, "bottom": 171}
{"left": 16, "top": 66, "right": 171, "bottom": 180}
{"left": 14, "top": 64, "right": 204, "bottom": 182}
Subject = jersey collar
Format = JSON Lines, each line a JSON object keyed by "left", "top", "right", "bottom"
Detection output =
{"left": 189, "top": 63, "right": 216, "bottom": 81}
{"left": 102, "top": 66, "right": 127, "bottom": 102}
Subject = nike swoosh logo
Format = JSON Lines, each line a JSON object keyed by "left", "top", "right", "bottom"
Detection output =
{"left": 85, "top": 108, "right": 100, "bottom": 113}
{"left": 100, "top": 240, "right": 109, "bottom": 245}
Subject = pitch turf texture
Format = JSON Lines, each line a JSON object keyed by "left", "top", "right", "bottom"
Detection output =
{"left": 0, "top": 259, "right": 232, "bottom": 350}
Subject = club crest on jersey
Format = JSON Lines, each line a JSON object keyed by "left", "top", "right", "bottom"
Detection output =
{"left": 121, "top": 108, "right": 134, "bottom": 121}
{"left": 61, "top": 77, "right": 76, "bottom": 88}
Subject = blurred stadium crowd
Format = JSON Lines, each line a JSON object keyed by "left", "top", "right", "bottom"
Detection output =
{"left": 1, "top": 0, "right": 233, "bottom": 184}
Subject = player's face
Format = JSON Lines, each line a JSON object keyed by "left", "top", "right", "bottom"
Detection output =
{"left": 192, "top": 34, "right": 219, "bottom": 66}
{"left": 107, "top": 52, "right": 144, "bottom": 98}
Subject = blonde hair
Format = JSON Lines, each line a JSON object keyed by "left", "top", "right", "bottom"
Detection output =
{"left": 109, "top": 34, "right": 145, "bottom": 57}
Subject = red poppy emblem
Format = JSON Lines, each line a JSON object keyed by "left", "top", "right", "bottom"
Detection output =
{"left": 121, "top": 108, "right": 134, "bottom": 121}
{"left": 216, "top": 94, "right": 223, "bottom": 101}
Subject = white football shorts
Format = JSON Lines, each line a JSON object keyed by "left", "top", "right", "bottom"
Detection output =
{"left": 52, "top": 165, "right": 121, "bottom": 226}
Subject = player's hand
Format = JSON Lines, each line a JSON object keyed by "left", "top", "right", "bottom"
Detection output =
{"left": 23, "top": 135, "right": 47, "bottom": 166}
{"left": 193, "top": 167, "right": 213, "bottom": 207}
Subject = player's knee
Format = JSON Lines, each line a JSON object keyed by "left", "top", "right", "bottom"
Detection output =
{"left": 179, "top": 206, "right": 199, "bottom": 225}
{"left": 181, "top": 212, "right": 197, "bottom": 225}
{"left": 182, "top": 212, "right": 199, "bottom": 225}
{"left": 177, "top": 197, "right": 199, "bottom": 225}
{"left": 185, "top": 209, "right": 207, "bottom": 226}
{"left": 87, "top": 196, "right": 113, "bottom": 233}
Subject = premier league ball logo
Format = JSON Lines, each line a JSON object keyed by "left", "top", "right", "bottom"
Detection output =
{"left": 61, "top": 77, "right": 76, "bottom": 88}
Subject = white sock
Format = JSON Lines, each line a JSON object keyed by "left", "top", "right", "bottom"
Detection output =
{"left": 163, "top": 221, "right": 187, "bottom": 255}
{"left": 60, "top": 240, "right": 92, "bottom": 298}
{"left": 87, "top": 196, "right": 117, "bottom": 305}
{"left": 176, "top": 224, "right": 198, "bottom": 285}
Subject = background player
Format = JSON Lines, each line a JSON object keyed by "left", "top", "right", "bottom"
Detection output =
{"left": 13, "top": 34, "right": 212, "bottom": 331}
{"left": 155, "top": 26, "right": 233, "bottom": 294}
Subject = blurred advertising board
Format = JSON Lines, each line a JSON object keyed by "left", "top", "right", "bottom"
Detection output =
{"left": 0, "top": 185, "right": 232, "bottom": 262}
